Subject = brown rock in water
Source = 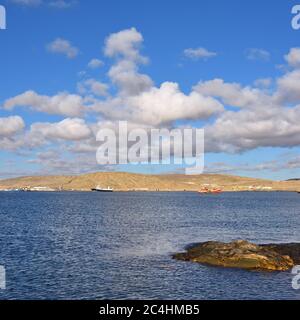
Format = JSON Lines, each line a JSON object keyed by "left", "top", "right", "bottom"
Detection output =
{"left": 261, "top": 243, "right": 300, "bottom": 265}
{"left": 173, "top": 240, "right": 297, "bottom": 271}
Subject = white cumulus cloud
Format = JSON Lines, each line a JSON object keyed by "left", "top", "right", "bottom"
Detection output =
{"left": 285, "top": 47, "right": 300, "bottom": 68}
{"left": 77, "top": 79, "right": 108, "bottom": 97}
{"left": 87, "top": 58, "right": 104, "bottom": 69}
{"left": 46, "top": 38, "right": 79, "bottom": 59}
{"left": 194, "top": 79, "right": 267, "bottom": 108}
{"left": 3, "top": 90, "right": 84, "bottom": 117}
{"left": 0, "top": 116, "right": 25, "bottom": 137}
{"left": 104, "top": 27, "right": 147, "bottom": 63}
{"left": 31, "top": 118, "right": 92, "bottom": 141}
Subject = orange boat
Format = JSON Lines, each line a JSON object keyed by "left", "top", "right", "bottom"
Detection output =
{"left": 210, "top": 188, "right": 222, "bottom": 194}
{"left": 198, "top": 187, "right": 209, "bottom": 194}
{"left": 198, "top": 187, "right": 222, "bottom": 194}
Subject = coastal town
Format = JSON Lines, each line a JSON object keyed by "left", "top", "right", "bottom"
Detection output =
{"left": 0, "top": 185, "right": 274, "bottom": 192}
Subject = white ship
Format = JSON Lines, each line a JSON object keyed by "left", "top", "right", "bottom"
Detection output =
{"left": 91, "top": 185, "right": 114, "bottom": 192}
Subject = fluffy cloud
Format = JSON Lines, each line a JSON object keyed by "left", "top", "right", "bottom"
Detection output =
{"left": 87, "top": 58, "right": 104, "bottom": 69}
{"left": 78, "top": 79, "right": 108, "bottom": 97}
{"left": 104, "top": 28, "right": 152, "bottom": 96}
{"left": 123, "top": 82, "right": 223, "bottom": 125}
{"left": 31, "top": 118, "right": 92, "bottom": 141}
{"left": 184, "top": 47, "right": 217, "bottom": 60}
{"left": 4, "top": 28, "right": 300, "bottom": 169}
{"left": 93, "top": 82, "right": 223, "bottom": 126}
{"left": 46, "top": 38, "right": 79, "bottom": 59}
{"left": 104, "top": 27, "right": 147, "bottom": 63}
{"left": 3, "top": 90, "right": 84, "bottom": 117}
{"left": 99, "top": 28, "right": 222, "bottom": 124}
{"left": 194, "top": 79, "right": 267, "bottom": 108}
{"left": 276, "top": 69, "right": 300, "bottom": 103}
{"left": 192, "top": 60, "right": 300, "bottom": 153}
{"left": 205, "top": 104, "right": 300, "bottom": 153}
{"left": 284, "top": 48, "right": 300, "bottom": 68}
{"left": 108, "top": 60, "right": 153, "bottom": 96}
{"left": 0, "top": 118, "right": 91, "bottom": 152}
{"left": 254, "top": 78, "right": 272, "bottom": 88}
{"left": 0, "top": 116, "right": 25, "bottom": 137}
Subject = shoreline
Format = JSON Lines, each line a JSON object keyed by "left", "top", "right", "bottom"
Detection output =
{"left": 1, "top": 172, "right": 300, "bottom": 193}
{"left": 0, "top": 189, "right": 299, "bottom": 193}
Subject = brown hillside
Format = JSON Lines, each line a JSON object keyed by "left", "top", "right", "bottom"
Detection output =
{"left": 0, "top": 172, "right": 300, "bottom": 192}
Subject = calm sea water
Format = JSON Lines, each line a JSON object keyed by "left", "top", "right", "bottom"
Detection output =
{"left": 0, "top": 191, "right": 299, "bottom": 300}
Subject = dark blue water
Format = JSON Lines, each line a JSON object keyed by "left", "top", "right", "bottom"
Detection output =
{"left": 0, "top": 191, "right": 299, "bottom": 300}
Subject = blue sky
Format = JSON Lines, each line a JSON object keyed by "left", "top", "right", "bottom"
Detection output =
{"left": 0, "top": 0, "right": 300, "bottom": 180}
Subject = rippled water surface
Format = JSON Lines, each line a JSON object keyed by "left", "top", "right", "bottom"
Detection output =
{"left": 0, "top": 191, "right": 299, "bottom": 300}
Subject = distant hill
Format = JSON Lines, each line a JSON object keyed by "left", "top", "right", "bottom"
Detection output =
{"left": 1, "top": 172, "right": 300, "bottom": 192}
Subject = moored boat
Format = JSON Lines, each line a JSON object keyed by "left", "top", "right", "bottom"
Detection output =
{"left": 198, "top": 187, "right": 222, "bottom": 194}
{"left": 210, "top": 188, "right": 223, "bottom": 194}
{"left": 91, "top": 185, "right": 114, "bottom": 192}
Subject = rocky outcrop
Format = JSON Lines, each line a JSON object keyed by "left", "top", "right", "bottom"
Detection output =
{"left": 261, "top": 243, "right": 300, "bottom": 264}
{"left": 173, "top": 240, "right": 299, "bottom": 271}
